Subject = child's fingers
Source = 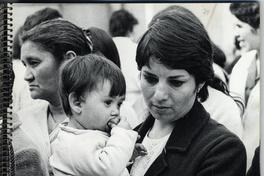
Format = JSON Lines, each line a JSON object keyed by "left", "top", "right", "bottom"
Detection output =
{"left": 107, "top": 121, "right": 117, "bottom": 129}
{"left": 135, "top": 143, "right": 148, "bottom": 155}
{"left": 117, "top": 117, "right": 131, "bottom": 129}
{"left": 107, "top": 117, "right": 121, "bottom": 129}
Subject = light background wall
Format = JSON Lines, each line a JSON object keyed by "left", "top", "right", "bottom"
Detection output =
{"left": 12, "top": 3, "right": 238, "bottom": 64}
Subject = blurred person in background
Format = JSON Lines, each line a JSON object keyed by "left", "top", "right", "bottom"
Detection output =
{"left": 12, "top": 7, "right": 62, "bottom": 113}
{"left": 129, "top": 5, "right": 246, "bottom": 176}
{"left": 109, "top": 9, "right": 141, "bottom": 109}
{"left": 228, "top": 2, "right": 260, "bottom": 171}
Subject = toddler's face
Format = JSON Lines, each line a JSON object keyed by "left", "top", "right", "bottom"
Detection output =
{"left": 76, "top": 80, "right": 125, "bottom": 132}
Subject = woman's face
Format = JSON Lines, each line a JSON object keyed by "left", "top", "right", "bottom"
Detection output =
{"left": 21, "top": 41, "right": 61, "bottom": 103}
{"left": 233, "top": 17, "right": 260, "bottom": 52}
{"left": 140, "top": 57, "right": 200, "bottom": 124}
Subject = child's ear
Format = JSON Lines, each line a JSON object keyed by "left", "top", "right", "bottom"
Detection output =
{"left": 65, "top": 50, "right": 77, "bottom": 60}
{"left": 69, "top": 92, "right": 82, "bottom": 114}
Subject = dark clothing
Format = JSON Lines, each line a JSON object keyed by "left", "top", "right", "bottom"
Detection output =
{"left": 130, "top": 101, "right": 246, "bottom": 176}
{"left": 247, "top": 146, "right": 260, "bottom": 176}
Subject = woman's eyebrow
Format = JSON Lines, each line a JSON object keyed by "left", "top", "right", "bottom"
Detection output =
{"left": 143, "top": 70, "right": 156, "bottom": 76}
{"left": 168, "top": 75, "right": 188, "bottom": 79}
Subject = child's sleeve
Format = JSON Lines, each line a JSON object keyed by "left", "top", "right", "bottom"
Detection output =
{"left": 80, "top": 127, "right": 138, "bottom": 176}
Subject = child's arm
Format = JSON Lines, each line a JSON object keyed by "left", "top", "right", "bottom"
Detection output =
{"left": 88, "top": 118, "right": 138, "bottom": 176}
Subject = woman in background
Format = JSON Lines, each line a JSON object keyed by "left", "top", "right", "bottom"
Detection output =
{"left": 18, "top": 19, "right": 93, "bottom": 176}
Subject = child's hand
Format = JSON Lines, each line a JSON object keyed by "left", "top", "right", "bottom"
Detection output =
{"left": 108, "top": 117, "right": 120, "bottom": 128}
{"left": 117, "top": 116, "right": 131, "bottom": 130}
{"left": 107, "top": 117, "right": 120, "bottom": 131}
{"left": 131, "top": 142, "right": 148, "bottom": 161}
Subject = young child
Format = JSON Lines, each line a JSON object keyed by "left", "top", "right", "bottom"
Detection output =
{"left": 49, "top": 54, "right": 145, "bottom": 176}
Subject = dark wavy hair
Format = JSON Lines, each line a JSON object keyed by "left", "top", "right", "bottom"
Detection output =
{"left": 21, "top": 19, "right": 92, "bottom": 64}
{"left": 109, "top": 9, "right": 138, "bottom": 37}
{"left": 59, "top": 54, "right": 126, "bottom": 116}
{"left": 137, "top": 5, "right": 214, "bottom": 102}
{"left": 230, "top": 2, "right": 260, "bottom": 30}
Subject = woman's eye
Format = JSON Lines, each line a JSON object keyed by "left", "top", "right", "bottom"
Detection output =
{"left": 28, "top": 60, "right": 40, "bottom": 67}
{"left": 143, "top": 74, "right": 158, "bottom": 85}
{"left": 169, "top": 80, "right": 183, "bottom": 87}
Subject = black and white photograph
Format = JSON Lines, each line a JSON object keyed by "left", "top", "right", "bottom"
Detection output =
{"left": 2, "top": 2, "right": 261, "bottom": 175}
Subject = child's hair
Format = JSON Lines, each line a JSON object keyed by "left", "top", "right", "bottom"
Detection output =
{"left": 59, "top": 54, "right": 126, "bottom": 116}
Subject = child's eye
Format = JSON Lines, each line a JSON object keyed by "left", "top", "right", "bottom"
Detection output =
{"left": 104, "top": 100, "right": 112, "bottom": 106}
{"left": 117, "top": 102, "right": 123, "bottom": 109}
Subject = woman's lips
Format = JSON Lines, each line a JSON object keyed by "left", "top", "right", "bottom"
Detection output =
{"left": 151, "top": 104, "right": 171, "bottom": 113}
{"left": 29, "top": 85, "right": 39, "bottom": 90}
{"left": 152, "top": 104, "right": 169, "bottom": 109}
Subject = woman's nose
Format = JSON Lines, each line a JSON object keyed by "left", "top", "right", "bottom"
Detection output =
{"left": 24, "top": 68, "right": 34, "bottom": 82}
{"left": 153, "top": 83, "right": 169, "bottom": 102}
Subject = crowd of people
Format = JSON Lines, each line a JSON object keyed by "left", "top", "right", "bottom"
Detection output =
{"left": 10, "top": 2, "right": 260, "bottom": 176}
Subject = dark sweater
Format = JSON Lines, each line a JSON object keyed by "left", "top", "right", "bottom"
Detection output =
{"left": 130, "top": 101, "right": 247, "bottom": 176}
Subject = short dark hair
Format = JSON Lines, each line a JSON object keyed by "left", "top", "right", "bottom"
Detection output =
{"left": 136, "top": 5, "right": 214, "bottom": 102}
{"left": 109, "top": 9, "right": 138, "bottom": 37}
{"left": 230, "top": 2, "right": 260, "bottom": 30}
{"left": 212, "top": 43, "right": 226, "bottom": 68}
{"left": 86, "top": 27, "right": 121, "bottom": 68}
{"left": 59, "top": 54, "right": 126, "bottom": 116}
{"left": 21, "top": 19, "right": 92, "bottom": 64}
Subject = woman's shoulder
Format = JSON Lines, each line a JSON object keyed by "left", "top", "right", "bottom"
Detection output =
{"left": 202, "top": 117, "right": 244, "bottom": 146}
{"left": 17, "top": 101, "right": 49, "bottom": 116}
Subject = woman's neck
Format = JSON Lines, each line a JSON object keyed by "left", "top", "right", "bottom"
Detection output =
{"left": 48, "top": 103, "right": 66, "bottom": 123}
{"left": 148, "top": 119, "right": 174, "bottom": 139}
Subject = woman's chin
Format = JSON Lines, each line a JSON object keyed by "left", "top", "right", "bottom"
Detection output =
{"left": 29, "top": 92, "right": 41, "bottom": 100}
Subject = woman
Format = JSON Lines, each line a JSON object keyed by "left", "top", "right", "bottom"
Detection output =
{"left": 228, "top": 3, "right": 260, "bottom": 170}
{"left": 129, "top": 6, "right": 246, "bottom": 176}
{"left": 18, "top": 19, "right": 93, "bottom": 176}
